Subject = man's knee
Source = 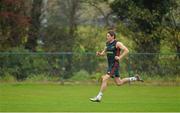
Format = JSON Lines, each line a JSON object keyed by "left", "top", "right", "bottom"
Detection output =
{"left": 102, "top": 76, "right": 107, "bottom": 82}
{"left": 116, "top": 83, "right": 122, "bottom": 86}
{"left": 116, "top": 80, "right": 123, "bottom": 86}
{"left": 102, "top": 75, "right": 109, "bottom": 82}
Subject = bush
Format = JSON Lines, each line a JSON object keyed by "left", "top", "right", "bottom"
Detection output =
{"left": 0, "top": 47, "right": 51, "bottom": 80}
{"left": 26, "top": 74, "right": 59, "bottom": 82}
{"left": 0, "top": 72, "right": 16, "bottom": 82}
{"left": 71, "top": 70, "right": 90, "bottom": 81}
{"left": 89, "top": 72, "right": 102, "bottom": 80}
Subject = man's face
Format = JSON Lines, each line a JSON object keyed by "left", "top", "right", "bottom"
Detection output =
{"left": 107, "top": 33, "right": 114, "bottom": 42}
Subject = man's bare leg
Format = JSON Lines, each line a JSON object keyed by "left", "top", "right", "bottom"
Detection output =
{"left": 99, "top": 74, "right": 110, "bottom": 92}
{"left": 90, "top": 74, "right": 143, "bottom": 102}
{"left": 90, "top": 74, "right": 110, "bottom": 102}
{"left": 114, "top": 74, "right": 144, "bottom": 86}
{"left": 114, "top": 77, "right": 129, "bottom": 86}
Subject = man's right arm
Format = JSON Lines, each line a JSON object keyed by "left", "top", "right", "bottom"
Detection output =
{"left": 96, "top": 47, "right": 106, "bottom": 56}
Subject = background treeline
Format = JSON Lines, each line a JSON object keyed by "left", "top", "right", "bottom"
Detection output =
{"left": 0, "top": 0, "right": 179, "bottom": 81}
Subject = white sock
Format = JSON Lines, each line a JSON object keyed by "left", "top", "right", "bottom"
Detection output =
{"left": 129, "top": 77, "right": 137, "bottom": 81}
{"left": 96, "top": 92, "right": 103, "bottom": 99}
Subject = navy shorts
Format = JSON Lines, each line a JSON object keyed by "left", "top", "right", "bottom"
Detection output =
{"left": 107, "top": 62, "right": 120, "bottom": 78}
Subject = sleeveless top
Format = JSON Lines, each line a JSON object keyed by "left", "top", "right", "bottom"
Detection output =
{"left": 106, "top": 40, "right": 121, "bottom": 66}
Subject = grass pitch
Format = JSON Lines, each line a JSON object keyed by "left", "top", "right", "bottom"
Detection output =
{"left": 0, "top": 83, "right": 179, "bottom": 112}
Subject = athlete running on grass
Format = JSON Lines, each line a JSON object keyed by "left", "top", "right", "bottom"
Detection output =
{"left": 90, "top": 31, "right": 143, "bottom": 102}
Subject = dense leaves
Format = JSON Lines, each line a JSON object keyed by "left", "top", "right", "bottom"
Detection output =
{"left": 0, "top": 0, "right": 179, "bottom": 80}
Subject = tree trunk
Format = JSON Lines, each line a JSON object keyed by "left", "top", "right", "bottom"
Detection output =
{"left": 25, "top": 0, "right": 43, "bottom": 51}
{"left": 64, "top": 0, "right": 80, "bottom": 78}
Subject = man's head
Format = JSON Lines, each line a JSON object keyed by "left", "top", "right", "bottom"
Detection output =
{"left": 107, "top": 31, "right": 116, "bottom": 42}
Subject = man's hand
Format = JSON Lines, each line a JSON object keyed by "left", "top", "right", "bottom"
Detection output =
{"left": 96, "top": 51, "right": 102, "bottom": 56}
{"left": 115, "top": 56, "right": 121, "bottom": 61}
{"left": 96, "top": 51, "right": 105, "bottom": 56}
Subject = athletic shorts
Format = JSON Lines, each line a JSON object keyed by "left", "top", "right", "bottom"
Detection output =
{"left": 107, "top": 62, "right": 120, "bottom": 78}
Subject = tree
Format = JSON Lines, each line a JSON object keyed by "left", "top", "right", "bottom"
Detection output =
{"left": 110, "top": 0, "right": 173, "bottom": 75}
{"left": 0, "top": 0, "right": 30, "bottom": 51}
{"left": 44, "top": 0, "right": 80, "bottom": 51}
{"left": 42, "top": 0, "right": 81, "bottom": 78}
{"left": 82, "top": 0, "right": 113, "bottom": 26}
{"left": 25, "top": 0, "right": 43, "bottom": 51}
{"left": 111, "top": 0, "right": 172, "bottom": 53}
{"left": 163, "top": 0, "right": 180, "bottom": 58}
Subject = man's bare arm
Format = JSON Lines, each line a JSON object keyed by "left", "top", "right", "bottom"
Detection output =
{"left": 115, "top": 42, "right": 129, "bottom": 60}
{"left": 96, "top": 47, "right": 106, "bottom": 56}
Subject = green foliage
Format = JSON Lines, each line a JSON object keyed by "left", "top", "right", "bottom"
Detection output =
{"left": 71, "top": 69, "right": 90, "bottom": 80}
{"left": 0, "top": 73, "right": 16, "bottom": 82}
{"left": 0, "top": 47, "right": 50, "bottom": 80}
{"left": 109, "top": 0, "right": 180, "bottom": 74}
{"left": 75, "top": 25, "right": 107, "bottom": 52}
{"left": 128, "top": 53, "right": 180, "bottom": 77}
{"left": 89, "top": 72, "right": 102, "bottom": 81}
{"left": 110, "top": 0, "right": 172, "bottom": 52}
{"left": 26, "top": 74, "right": 59, "bottom": 82}
{"left": 0, "top": 0, "right": 179, "bottom": 81}
{"left": 0, "top": 0, "right": 31, "bottom": 51}
{"left": 25, "top": 0, "right": 43, "bottom": 51}
{"left": 43, "top": 25, "right": 70, "bottom": 51}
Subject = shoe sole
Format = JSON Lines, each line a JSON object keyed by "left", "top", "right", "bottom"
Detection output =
{"left": 90, "top": 99, "right": 101, "bottom": 102}
{"left": 135, "top": 74, "right": 144, "bottom": 82}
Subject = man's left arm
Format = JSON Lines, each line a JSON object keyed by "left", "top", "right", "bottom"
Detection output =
{"left": 115, "top": 42, "right": 129, "bottom": 61}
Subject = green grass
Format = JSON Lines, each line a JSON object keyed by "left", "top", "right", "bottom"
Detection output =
{"left": 0, "top": 83, "right": 180, "bottom": 112}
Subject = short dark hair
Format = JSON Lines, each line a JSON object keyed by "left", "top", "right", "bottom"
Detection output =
{"left": 108, "top": 31, "right": 116, "bottom": 39}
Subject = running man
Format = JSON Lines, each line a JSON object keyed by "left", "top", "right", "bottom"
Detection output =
{"left": 90, "top": 31, "right": 143, "bottom": 102}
